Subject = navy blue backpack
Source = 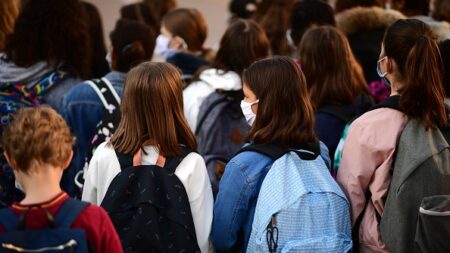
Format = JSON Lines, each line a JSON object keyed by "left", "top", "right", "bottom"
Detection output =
{"left": 0, "top": 199, "right": 90, "bottom": 253}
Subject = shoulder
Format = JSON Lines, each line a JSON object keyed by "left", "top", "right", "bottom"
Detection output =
{"left": 227, "top": 151, "right": 274, "bottom": 179}
{"left": 175, "top": 152, "right": 207, "bottom": 177}
{"left": 92, "top": 142, "right": 117, "bottom": 162}
{"left": 64, "top": 81, "right": 100, "bottom": 104}
{"left": 354, "top": 107, "right": 407, "bottom": 129}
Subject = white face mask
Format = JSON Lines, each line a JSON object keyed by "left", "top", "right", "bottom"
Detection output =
{"left": 105, "top": 52, "right": 112, "bottom": 70}
{"left": 240, "top": 99, "right": 259, "bottom": 126}
{"left": 155, "top": 34, "right": 177, "bottom": 60}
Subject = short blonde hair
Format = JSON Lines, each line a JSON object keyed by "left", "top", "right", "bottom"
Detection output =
{"left": 2, "top": 106, "right": 74, "bottom": 173}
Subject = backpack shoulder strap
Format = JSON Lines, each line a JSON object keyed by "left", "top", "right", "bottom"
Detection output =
{"left": 371, "top": 95, "right": 402, "bottom": 112}
{"left": 85, "top": 78, "right": 120, "bottom": 109}
{"left": 115, "top": 151, "right": 133, "bottom": 170}
{"left": 0, "top": 208, "right": 20, "bottom": 230}
{"left": 238, "top": 144, "right": 288, "bottom": 160}
{"left": 54, "top": 198, "right": 89, "bottom": 228}
{"left": 163, "top": 146, "right": 194, "bottom": 174}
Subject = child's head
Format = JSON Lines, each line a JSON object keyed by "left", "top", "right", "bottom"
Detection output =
{"left": 160, "top": 8, "right": 208, "bottom": 53}
{"left": 111, "top": 62, "right": 196, "bottom": 157}
{"left": 243, "top": 56, "right": 317, "bottom": 148}
{"left": 2, "top": 106, "right": 74, "bottom": 175}
{"left": 212, "top": 19, "right": 270, "bottom": 76}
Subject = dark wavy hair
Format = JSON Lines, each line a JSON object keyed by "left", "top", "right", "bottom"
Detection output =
{"left": 3, "top": 0, "right": 90, "bottom": 79}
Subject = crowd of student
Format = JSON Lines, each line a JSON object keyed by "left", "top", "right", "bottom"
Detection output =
{"left": 1, "top": 0, "right": 450, "bottom": 252}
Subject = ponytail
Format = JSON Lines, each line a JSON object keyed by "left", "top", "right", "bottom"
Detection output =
{"left": 401, "top": 36, "right": 447, "bottom": 128}
{"left": 384, "top": 19, "right": 448, "bottom": 129}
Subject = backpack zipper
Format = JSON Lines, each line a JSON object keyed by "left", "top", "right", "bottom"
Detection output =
{"left": 2, "top": 239, "right": 77, "bottom": 252}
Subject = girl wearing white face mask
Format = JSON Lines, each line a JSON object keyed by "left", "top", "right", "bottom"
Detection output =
{"left": 155, "top": 8, "right": 215, "bottom": 84}
{"left": 212, "top": 56, "right": 319, "bottom": 252}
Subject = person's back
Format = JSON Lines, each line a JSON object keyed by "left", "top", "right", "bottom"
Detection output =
{"left": 212, "top": 57, "right": 351, "bottom": 252}
{"left": 337, "top": 19, "right": 449, "bottom": 252}
{"left": 82, "top": 62, "right": 214, "bottom": 253}
{"left": 299, "top": 26, "right": 373, "bottom": 166}
{"left": 0, "top": 106, "right": 122, "bottom": 253}
{"left": 61, "top": 19, "right": 156, "bottom": 198}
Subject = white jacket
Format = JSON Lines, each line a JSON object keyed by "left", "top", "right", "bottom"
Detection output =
{"left": 82, "top": 142, "right": 215, "bottom": 253}
{"left": 183, "top": 68, "right": 242, "bottom": 131}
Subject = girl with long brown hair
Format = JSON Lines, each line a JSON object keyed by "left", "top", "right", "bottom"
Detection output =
{"left": 336, "top": 19, "right": 448, "bottom": 252}
{"left": 299, "top": 26, "right": 373, "bottom": 169}
{"left": 82, "top": 62, "right": 214, "bottom": 253}
{"left": 211, "top": 56, "right": 326, "bottom": 251}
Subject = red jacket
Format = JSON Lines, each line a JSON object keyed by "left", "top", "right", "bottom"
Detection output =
{"left": 0, "top": 192, "right": 123, "bottom": 253}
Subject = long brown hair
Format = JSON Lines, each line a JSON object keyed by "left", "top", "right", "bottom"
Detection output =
{"left": 299, "top": 26, "right": 368, "bottom": 109}
{"left": 384, "top": 19, "right": 447, "bottom": 128}
{"left": 111, "top": 62, "right": 197, "bottom": 156}
{"left": 211, "top": 19, "right": 270, "bottom": 76}
{"left": 0, "top": 0, "right": 18, "bottom": 51}
{"left": 244, "top": 56, "right": 317, "bottom": 148}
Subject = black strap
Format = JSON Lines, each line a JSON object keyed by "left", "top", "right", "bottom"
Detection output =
{"left": 238, "top": 142, "right": 321, "bottom": 161}
{"left": 91, "top": 78, "right": 121, "bottom": 110}
{"left": 370, "top": 95, "right": 401, "bottom": 112}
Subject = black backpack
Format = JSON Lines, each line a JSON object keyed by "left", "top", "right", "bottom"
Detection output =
{"left": 100, "top": 147, "right": 200, "bottom": 253}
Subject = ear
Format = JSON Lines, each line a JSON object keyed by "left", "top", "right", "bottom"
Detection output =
{"left": 3, "top": 152, "right": 19, "bottom": 171}
{"left": 62, "top": 151, "right": 74, "bottom": 171}
{"left": 172, "top": 36, "right": 186, "bottom": 50}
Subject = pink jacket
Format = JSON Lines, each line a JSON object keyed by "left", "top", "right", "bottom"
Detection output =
{"left": 337, "top": 108, "right": 408, "bottom": 253}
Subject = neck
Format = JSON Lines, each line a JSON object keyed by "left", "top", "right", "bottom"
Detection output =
{"left": 18, "top": 165, "right": 63, "bottom": 205}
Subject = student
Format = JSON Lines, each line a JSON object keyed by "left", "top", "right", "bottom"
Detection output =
{"left": 120, "top": 2, "right": 159, "bottom": 35}
{"left": 82, "top": 1, "right": 110, "bottom": 79}
{"left": 0, "top": 0, "right": 18, "bottom": 51}
{"left": 253, "top": 0, "right": 296, "bottom": 56}
{"left": 183, "top": 19, "right": 270, "bottom": 131}
{"left": 299, "top": 26, "right": 372, "bottom": 170}
{"left": 337, "top": 19, "right": 448, "bottom": 252}
{"left": 289, "top": 0, "right": 335, "bottom": 52}
{"left": 0, "top": 106, "right": 123, "bottom": 253}
{"left": 211, "top": 56, "right": 351, "bottom": 252}
{"left": 82, "top": 62, "right": 214, "bottom": 253}
{"left": 0, "top": 0, "right": 90, "bottom": 207}
{"left": 157, "top": 8, "right": 215, "bottom": 83}
{"left": 391, "top": 0, "right": 450, "bottom": 40}
{"left": 62, "top": 19, "right": 156, "bottom": 198}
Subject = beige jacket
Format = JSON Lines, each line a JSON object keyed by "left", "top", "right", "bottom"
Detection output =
{"left": 337, "top": 107, "right": 408, "bottom": 253}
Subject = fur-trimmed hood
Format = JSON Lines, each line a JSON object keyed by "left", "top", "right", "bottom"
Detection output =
{"left": 336, "top": 7, "right": 406, "bottom": 35}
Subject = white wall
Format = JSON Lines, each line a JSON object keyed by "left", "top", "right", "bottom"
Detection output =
{"left": 85, "top": 0, "right": 229, "bottom": 49}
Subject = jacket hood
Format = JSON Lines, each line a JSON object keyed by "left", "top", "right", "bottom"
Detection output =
{"left": 412, "top": 16, "right": 450, "bottom": 41}
{"left": 336, "top": 7, "right": 406, "bottom": 35}
{"left": 0, "top": 54, "right": 54, "bottom": 87}
{"left": 199, "top": 68, "right": 242, "bottom": 91}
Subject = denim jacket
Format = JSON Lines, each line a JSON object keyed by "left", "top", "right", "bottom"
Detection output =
{"left": 211, "top": 143, "right": 331, "bottom": 252}
{"left": 60, "top": 71, "right": 125, "bottom": 197}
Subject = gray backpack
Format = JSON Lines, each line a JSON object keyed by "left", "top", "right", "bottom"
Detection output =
{"left": 195, "top": 90, "right": 250, "bottom": 195}
{"left": 380, "top": 119, "right": 450, "bottom": 253}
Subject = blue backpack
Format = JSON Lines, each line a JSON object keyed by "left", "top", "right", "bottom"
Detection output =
{"left": 242, "top": 142, "right": 353, "bottom": 253}
{"left": 0, "top": 199, "right": 90, "bottom": 253}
